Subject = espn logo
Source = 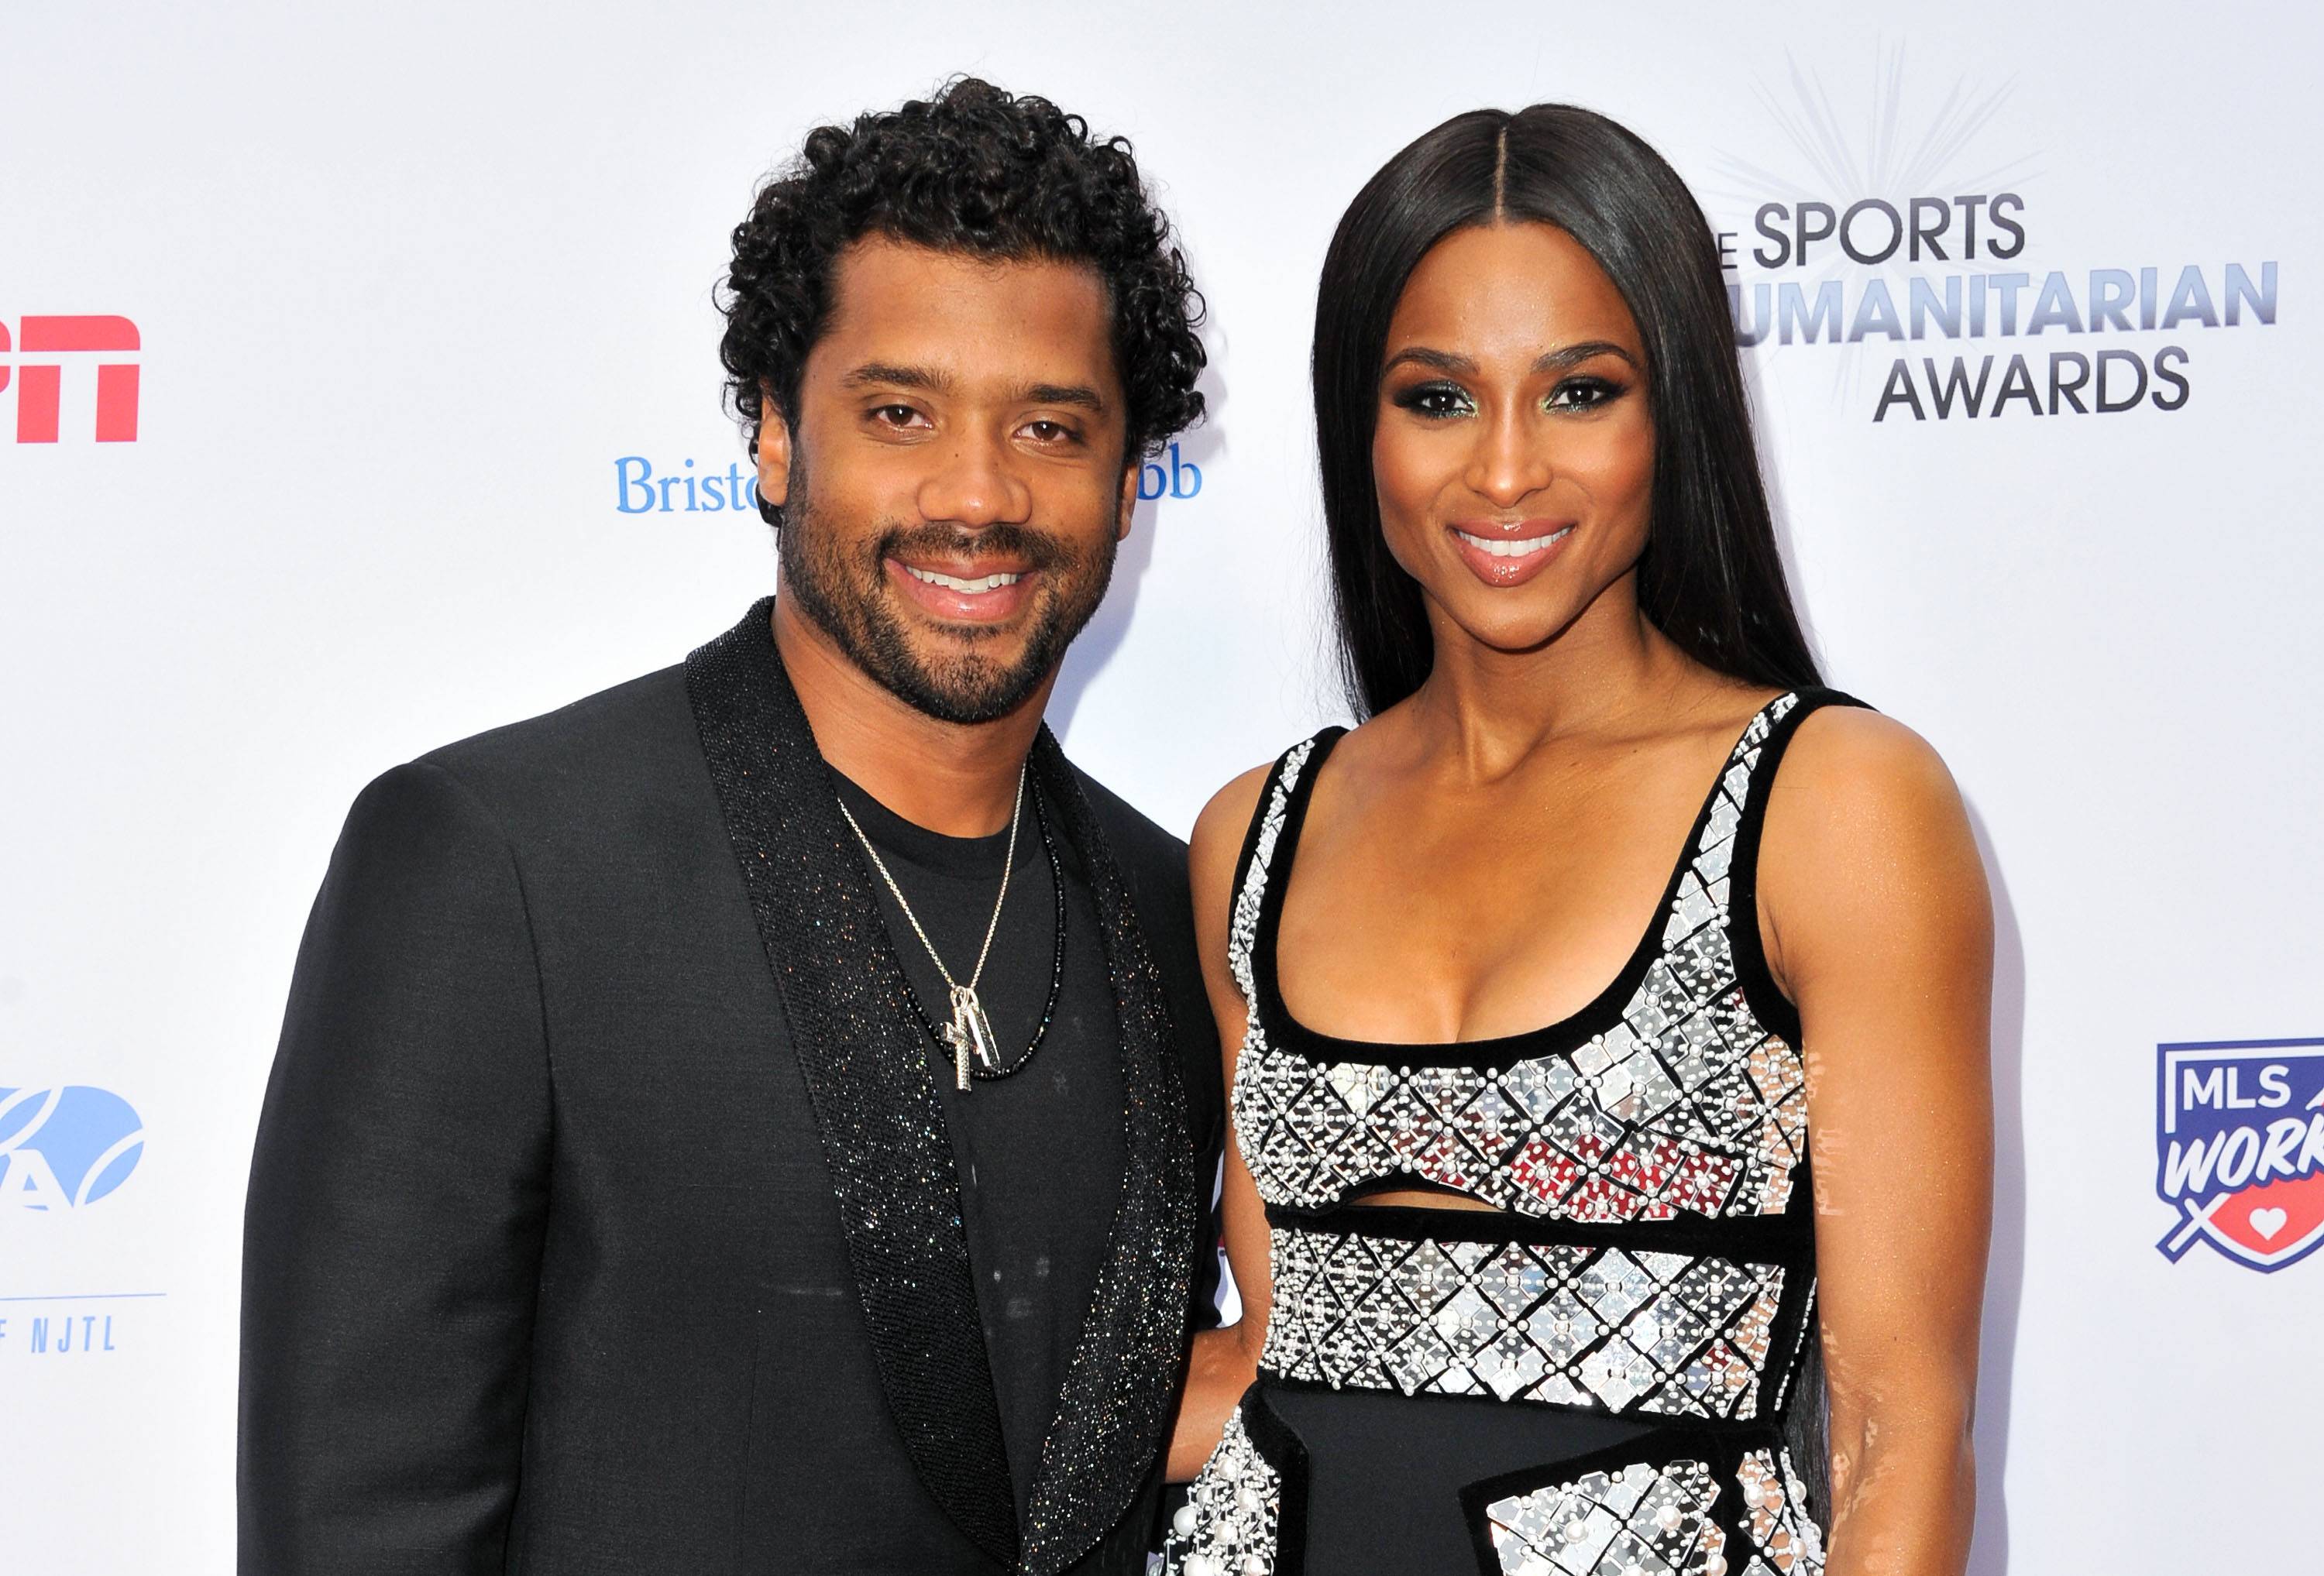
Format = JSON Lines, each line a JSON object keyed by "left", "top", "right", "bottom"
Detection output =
{"left": 2, "top": 315, "right": 140, "bottom": 442}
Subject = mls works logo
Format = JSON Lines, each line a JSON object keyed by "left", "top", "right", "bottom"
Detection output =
{"left": 1, "top": 316, "right": 141, "bottom": 441}
{"left": 0, "top": 1086, "right": 146, "bottom": 1211}
{"left": 2155, "top": 1039, "right": 2324, "bottom": 1272}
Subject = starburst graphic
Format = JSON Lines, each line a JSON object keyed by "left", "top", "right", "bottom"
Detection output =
{"left": 1700, "top": 46, "right": 2043, "bottom": 410}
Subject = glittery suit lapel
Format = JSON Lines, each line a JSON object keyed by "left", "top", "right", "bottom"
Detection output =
{"left": 686, "top": 604, "right": 1018, "bottom": 1567}
{"left": 685, "top": 601, "right": 1202, "bottom": 1576}
{"left": 1017, "top": 730, "right": 1200, "bottom": 1576}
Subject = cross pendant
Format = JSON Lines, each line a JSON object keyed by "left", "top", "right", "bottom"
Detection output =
{"left": 945, "top": 985, "right": 998, "bottom": 1092}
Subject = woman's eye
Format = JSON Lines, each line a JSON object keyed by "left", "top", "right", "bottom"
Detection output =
{"left": 1547, "top": 378, "right": 1623, "bottom": 411}
{"left": 1394, "top": 382, "right": 1474, "bottom": 419}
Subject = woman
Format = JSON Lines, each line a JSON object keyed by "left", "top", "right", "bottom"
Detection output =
{"left": 1164, "top": 105, "right": 1991, "bottom": 1576}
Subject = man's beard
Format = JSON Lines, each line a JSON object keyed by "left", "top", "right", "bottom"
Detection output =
{"left": 776, "top": 462, "right": 1118, "bottom": 726}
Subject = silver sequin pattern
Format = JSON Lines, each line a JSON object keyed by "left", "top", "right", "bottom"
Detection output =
{"left": 1226, "top": 734, "right": 1319, "bottom": 1008}
{"left": 1229, "top": 696, "right": 1807, "bottom": 1225}
{"left": 1482, "top": 1447, "right": 1824, "bottom": 1576}
{"left": 1732, "top": 1447, "right": 1825, "bottom": 1575}
{"left": 1260, "top": 1228, "right": 1786, "bottom": 1417}
{"left": 1160, "top": 1406, "right": 1281, "bottom": 1576}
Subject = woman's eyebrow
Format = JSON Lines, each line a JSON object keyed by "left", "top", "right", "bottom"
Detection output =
{"left": 1381, "top": 345, "right": 1475, "bottom": 377}
{"left": 1534, "top": 340, "right": 1639, "bottom": 373}
{"left": 1381, "top": 342, "right": 1640, "bottom": 379}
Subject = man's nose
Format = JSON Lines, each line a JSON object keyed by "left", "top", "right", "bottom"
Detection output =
{"left": 918, "top": 431, "right": 1033, "bottom": 528}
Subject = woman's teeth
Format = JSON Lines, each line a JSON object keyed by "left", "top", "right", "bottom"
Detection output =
{"left": 1455, "top": 527, "right": 1573, "bottom": 558}
{"left": 903, "top": 565, "right": 1024, "bottom": 592}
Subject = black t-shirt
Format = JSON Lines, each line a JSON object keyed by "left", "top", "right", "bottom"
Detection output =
{"left": 831, "top": 769, "right": 1126, "bottom": 1516}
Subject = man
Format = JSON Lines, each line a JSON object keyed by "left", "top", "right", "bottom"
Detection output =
{"left": 240, "top": 80, "right": 1219, "bottom": 1575}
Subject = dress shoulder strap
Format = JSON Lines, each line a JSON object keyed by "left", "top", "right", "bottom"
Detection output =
{"left": 1224, "top": 729, "right": 1346, "bottom": 1008}
{"left": 1714, "top": 687, "right": 1873, "bottom": 1044}
{"left": 1720, "top": 687, "right": 1872, "bottom": 850}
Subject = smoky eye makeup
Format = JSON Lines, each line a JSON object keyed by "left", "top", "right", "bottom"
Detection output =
{"left": 1387, "top": 379, "right": 1475, "bottom": 418}
{"left": 1545, "top": 374, "right": 1632, "bottom": 410}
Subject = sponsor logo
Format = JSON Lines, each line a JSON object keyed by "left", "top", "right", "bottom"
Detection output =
{"left": 2, "top": 315, "right": 141, "bottom": 442}
{"left": 612, "top": 441, "right": 1203, "bottom": 515}
{"left": 0, "top": 1086, "right": 146, "bottom": 1211}
{"left": 1710, "top": 63, "right": 2277, "bottom": 421}
{"left": 1135, "top": 441, "right": 1202, "bottom": 501}
{"left": 615, "top": 455, "right": 763, "bottom": 515}
{"left": 2155, "top": 1039, "right": 2324, "bottom": 1272}
{"left": 0, "top": 1297, "right": 149, "bottom": 1357}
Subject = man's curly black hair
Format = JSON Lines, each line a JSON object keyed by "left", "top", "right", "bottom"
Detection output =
{"left": 718, "top": 77, "right": 1208, "bottom": 528}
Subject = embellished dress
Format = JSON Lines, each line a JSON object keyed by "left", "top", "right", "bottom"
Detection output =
{"left": 1166, "top": 692, "right": 1855, "bottom": 1576}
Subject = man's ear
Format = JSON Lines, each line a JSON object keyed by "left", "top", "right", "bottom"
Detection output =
{"left": 756, "top": 382, "right": 792, "bottom": 509}
{"left": 1116, "top": 452, "right": 1140, "bottom": 541}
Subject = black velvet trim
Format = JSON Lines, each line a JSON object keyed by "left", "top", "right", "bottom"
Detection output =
{"left": 1263, "top": 1198, "right": 1814, "bottom": 1262}
{"left": 1250, "top": 699, "right": 1793, "bottom": 1073}
{"left": 1772, "top": 1278, "right": 1819, "bottom": 1417}
{"left": 1456, "top": 1420, "right": 1785, "bottom": 1576}
{"left": 1252, "top": 1358, "right": 1805, "bottom": 1429}
{"left": 1757, "top": 1186, "right": 1820, "bottom": 1424}
{"left": 1726, "top": 688, "right": 1872, "bottom": 1052}
{"left": 685, "top": 602, "right": 1200, "bottom": 1574}
{"left": 1236, "top": 1385, "right": 1312, "bottom": 1576}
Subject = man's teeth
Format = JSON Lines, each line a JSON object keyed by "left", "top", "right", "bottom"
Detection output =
{"left": 903, "top": 565, "right": 1026, "bottom": 592}
{"left": 1456, "top": 527, "right": 1573, "bottom": 559}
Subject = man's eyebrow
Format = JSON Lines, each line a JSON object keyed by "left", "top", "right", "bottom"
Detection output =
{"left": 1019, "top": 382, "right": 1108, "bottom": 413}
{"left": 836, "top": 366, "right": 1107, "bottom": 412}
{"left": 839, "top": 362, "right": 954, "bottom": 394}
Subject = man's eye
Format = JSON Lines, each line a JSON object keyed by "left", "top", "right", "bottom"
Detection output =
{"left": 871, "top": 404, "right": 924, "bottom": 427}
{"left": 1023, "top": 420, "right": 1076, "bottom": 444}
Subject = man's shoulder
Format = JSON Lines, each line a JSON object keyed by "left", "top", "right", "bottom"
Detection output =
{"left": 1068, "top": 766, "right": 1187, "bottom": 894}
{"left": 422, "top": 663, "right": 688, "bottom": 767}
{"left": 399, "top": 663, "right": 703, "bottom": 830}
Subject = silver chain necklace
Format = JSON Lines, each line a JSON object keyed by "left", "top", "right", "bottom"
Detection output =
{"left": 837, "top": 764, "right": 1026, "bottom": 1092}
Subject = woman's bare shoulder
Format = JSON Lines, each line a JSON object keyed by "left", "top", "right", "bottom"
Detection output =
{"left": 1188, "top": 722, "right": 1356, "bottom": 870}
{"left": 1776, "top": 702, "right": 1968, "bottom": 838}
{"left": 1761, "top": 701, "right": 1990, "bottom": 980}
{"left": 1190, "top": 760, "right": 1277, "bottom": 885}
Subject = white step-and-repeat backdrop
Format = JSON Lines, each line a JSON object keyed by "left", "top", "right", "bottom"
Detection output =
{"left": 5, "top": 2, "right": 2318, "bottom": 1571}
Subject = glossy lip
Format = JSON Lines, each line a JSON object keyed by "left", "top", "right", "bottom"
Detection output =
{"left": 884, "top": 554, "right": 1039, "bottom": 623}
{"left": 1446, "top": 518, "right": 1576, "bottom": 589}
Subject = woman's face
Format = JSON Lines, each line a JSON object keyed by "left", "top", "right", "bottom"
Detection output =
{"left": 1372, "top": 221, "right": 1655, "bottom": 660}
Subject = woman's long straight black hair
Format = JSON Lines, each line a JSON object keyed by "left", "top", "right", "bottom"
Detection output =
{"left": 1313, "top": 105, "right": 1821, "bottom": 719}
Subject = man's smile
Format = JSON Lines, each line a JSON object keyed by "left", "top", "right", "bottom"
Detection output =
{"left": 885, "top": 553, "right": 1040, "bottom": 623}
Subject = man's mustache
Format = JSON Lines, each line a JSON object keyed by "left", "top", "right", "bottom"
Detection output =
{"left": 871, "top": 521, "right": 1077, "bottom": 571}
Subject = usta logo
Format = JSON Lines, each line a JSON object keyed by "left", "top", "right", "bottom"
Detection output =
{"left": 0, "top": 1086, "right": 146, "bottom": 1210}
{"left": 1, "top": 316, "right": 141, "bottom": 442}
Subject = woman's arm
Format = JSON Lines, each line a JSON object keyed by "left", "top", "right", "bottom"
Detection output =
{"left": 1167, "top": 763, "right": 1277, "bottom": 1482}
{"left": 1760, "top": 709, "right": 1995, "bottom": 1576}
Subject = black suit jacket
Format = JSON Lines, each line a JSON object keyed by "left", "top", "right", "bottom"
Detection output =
{"left": 239, "top": 644, "right": 1222, "bottom": 1574}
